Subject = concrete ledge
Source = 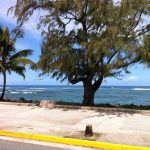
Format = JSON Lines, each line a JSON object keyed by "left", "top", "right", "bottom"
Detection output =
{"left": 0, "top": 130, "right": 149, "bottom": 150}
{"left": 36, "top": 101, "right": 150, "bottom": 115}
{"left": 0, "top": 101, "right": 150, "bottom": 115}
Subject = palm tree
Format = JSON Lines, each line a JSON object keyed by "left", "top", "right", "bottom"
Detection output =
{"left": 0, "top": 26, "right": 35, "bottom": 100}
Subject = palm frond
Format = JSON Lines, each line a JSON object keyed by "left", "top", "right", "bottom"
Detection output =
{"left": 11, "top": 26, "right": 24, "bottom": 41}
{"left": 10, "top": 65, "right": 26, "bottom": 79}
{"left": 0, "top": 61, "right": 5, "bottom": 72}
{"left": 10, "top": 49, "right": 33, "bottom": 60}
{"left": 0, "top": 25, "right": 35, "bottom": 80}
{"left": 13, "top": 57, "right": 37, "bottom": 69}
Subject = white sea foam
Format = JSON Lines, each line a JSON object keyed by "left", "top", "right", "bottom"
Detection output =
{"left": 62, "top": 87, "right": 82, "bottom": 90}
{"left": 132, "top": 88, "right": 150, "bottom": 91}
{"left": 17, "top": 89, "right": 44, "bottom": 92}
{"left": 29, "top": 88, "right": 46, "bottom": 90}
{"left": 17, "top": 90, "right": 29, "bottom": 92}
{"left": 22, "top": 92, "right": 37, "bottom": 94}
{"left": 31, "top": 90, "right": 44, "bottom": 92}
{"left": 10, "top": 92, "right": 20, "bottom": 94}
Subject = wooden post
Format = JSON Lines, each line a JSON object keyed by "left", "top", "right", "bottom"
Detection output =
{"left": 85, "top": 124, "right": 93, "bottom": 137}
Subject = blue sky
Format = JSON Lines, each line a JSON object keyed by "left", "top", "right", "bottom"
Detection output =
{"left": 0, "top": 0, "right": 150, "bottom": 86}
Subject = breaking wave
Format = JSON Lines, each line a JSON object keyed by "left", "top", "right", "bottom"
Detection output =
{"left": 29, "top": 88, "right": 47, "bottom": 90}
{"left": 17, "top": 90, "right": 44, "bottom": 92}
{"left": 132, "top": 88, "right": 150, "bottom": 91}
{"left": 10, "top": 92, "right": 21, "bottom": 94}
{"left": 22, "top": 92, "right": 36, "bottom": 94}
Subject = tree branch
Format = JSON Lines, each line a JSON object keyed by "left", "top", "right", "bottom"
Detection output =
{"left": 68, "top": 76, "right": 84, "bottom": 84}
{"left": 107, "top": 48, "right": 120, "bottom": 64}
{"left": 116, "top": 58, "right": 139, "bottom": 69}
{"left": 92, "top": 77, "right": 103, "bottom": 92}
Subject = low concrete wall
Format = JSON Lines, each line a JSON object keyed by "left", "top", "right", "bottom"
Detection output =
{"left": 39, "top": 101, "right": 150, "bottom": 115}
{"left": 1, "top": 101, "right": 150, "bottom": 115}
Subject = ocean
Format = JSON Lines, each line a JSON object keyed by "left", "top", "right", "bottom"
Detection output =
{"left": 0, "top": 85, "right": 150, "bottom": 105}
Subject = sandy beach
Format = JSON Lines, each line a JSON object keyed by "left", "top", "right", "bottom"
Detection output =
{"left": 0, "top": 102, "right": 149, "bottom": 147}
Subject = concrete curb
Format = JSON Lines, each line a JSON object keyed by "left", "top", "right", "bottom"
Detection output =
{"left": 0, "top": 130, "right": 149, "bottom": 150}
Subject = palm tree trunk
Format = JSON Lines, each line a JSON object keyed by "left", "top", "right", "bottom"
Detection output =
{"left": 0, "top": 70, "right": 6, "bottom": 100}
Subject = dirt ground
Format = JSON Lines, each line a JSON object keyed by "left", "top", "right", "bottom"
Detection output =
{"left": 0, "top": 102, "right": 149, "bottom": 147}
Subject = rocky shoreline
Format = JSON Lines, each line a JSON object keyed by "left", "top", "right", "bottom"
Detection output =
{"left": 1, "top": 97, "right": 150, "bottom": 110}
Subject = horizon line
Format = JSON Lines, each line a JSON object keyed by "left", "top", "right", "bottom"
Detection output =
{"left": 1, "top": 85, "right": 150, "bottom": 87}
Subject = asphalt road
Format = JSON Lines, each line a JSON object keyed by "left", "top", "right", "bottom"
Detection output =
{"left": 0, "top": 139, "right": 71, "bottom": 150}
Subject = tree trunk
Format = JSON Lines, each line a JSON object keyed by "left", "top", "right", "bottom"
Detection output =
{"left": 82, "top": 77, "right": 103, "bottom": 106}
{"left": 0, "top": 70, "right": 6, "bottom": 100}
{"left": 82, "top": 80, "right": 95, "bottom": 106}
{"left": 85, "top": 124, "right": 93, "bottom": 137}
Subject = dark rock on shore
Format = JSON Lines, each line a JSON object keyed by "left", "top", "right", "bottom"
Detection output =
{"left": 19, "top": 97, "right": 26, "bottom": 102}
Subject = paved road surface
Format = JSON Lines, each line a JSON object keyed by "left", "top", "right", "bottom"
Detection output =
{"left": 0, "top": 139, "right": 71, "bottom": 150}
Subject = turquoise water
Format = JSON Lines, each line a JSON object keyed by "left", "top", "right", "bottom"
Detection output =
{"left": 0, "top": 85, "right": 150, "bottom": 105}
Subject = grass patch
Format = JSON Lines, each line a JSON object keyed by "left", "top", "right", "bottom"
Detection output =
{"left": 64, "top": 131, "right": 102, "bottom": 141}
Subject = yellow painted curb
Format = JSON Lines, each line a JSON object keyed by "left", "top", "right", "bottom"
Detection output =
{"left": 0, "top": 130, "right": 149, "bottom": 150}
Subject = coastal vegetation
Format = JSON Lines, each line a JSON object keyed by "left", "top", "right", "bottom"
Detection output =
{"left": 6, "top": 0, "right": 150, "bottom": 105}
{"left": 54, "top": 101, "right": 150, "bottom": 110}
{"left": 0, "top": 26, "right": 34, "bottom": 99}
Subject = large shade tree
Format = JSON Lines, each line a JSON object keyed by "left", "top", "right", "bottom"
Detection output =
{"left": 11, "top": 0, "right": 150, "bottom": 105}
{"left": 0, "top": 26, "right": 34, "bottom": 99}
{"left": 141, "top": 34, "right": 150, "bottom": 66}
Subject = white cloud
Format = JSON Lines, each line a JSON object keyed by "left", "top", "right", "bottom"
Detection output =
{"left": 126, "top": 76, "right": 139, "bottom": 81}
{"left": 0, "top": 0, "right": 76, "bottom": 37}
{"left": 0, "top": 0, "right": 41, "bottom": 39}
